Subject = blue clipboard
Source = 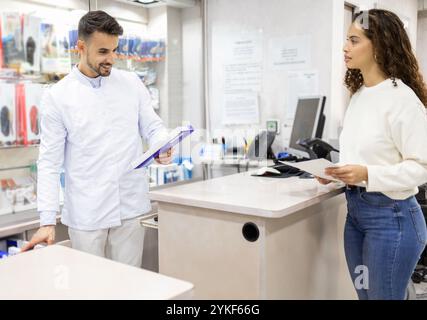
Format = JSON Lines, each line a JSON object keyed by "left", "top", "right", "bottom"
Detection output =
{"left": 132, "top": 125, "right": 194, "bottom": 169}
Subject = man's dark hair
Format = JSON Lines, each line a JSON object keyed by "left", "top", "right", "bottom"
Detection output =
{"left": 78, "top": 10, "right": 123, "bottom": 40}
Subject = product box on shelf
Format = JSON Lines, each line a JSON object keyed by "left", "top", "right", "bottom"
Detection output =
{"left": 24, "top": 83, "right": 43, "bottom": 143}
{"left": 1, "top": 12, "right": 25, "bottom": 68}
{"left": 0, "top": 82, "right": 16, "bottom": 146}
{"left": 22, "top": 15, "right": 42, "bottom": 73}
{"left": 0, "top": 177, "right": 37, "bottom": 213}
{"left": 0, "top": 190, "right": 13, "bottom": 216}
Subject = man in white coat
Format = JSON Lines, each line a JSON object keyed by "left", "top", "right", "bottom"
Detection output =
{"left": 22, "top": 11, "right": 171, "bottom": 267}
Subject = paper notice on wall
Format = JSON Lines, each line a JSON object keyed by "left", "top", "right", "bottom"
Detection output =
{"left": 210, "top": 30, "right": 264, "bottom": 126}
{"left": 269, "top": 35, "right": 311, "bottom": 71}
{"left": 222, "top": 33, "right": 263, "bottom": 94}
{"left": 222, "top": 33, "right": 263, "bottom": 64}
{"left": 286, "top": 70, "right": 319, "bottom": 120}
{"left": 224, "top": 62, "right": 262, "bottom": 94}
{"left": 222, "top": 92, "right": 259, "bottom": 125}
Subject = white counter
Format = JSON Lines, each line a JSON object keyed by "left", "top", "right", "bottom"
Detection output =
{"left": 149, "top": 171, "right": 355, "bottom": 299}
{"left": 0, "top": 245, "right": 193, "bottom": 300}
{"left": 149, "top": 171, "right": 345, "bottom": 218}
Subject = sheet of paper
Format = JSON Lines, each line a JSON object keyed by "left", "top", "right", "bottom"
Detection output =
{"left": 269, "top": 35, "right": 311, "bottom": 71}
{"left": 222, "top": 33, "right": 263, "bottom": 94}
{"left": 222, "top": 92, "right": 259, "bottom": 125}
{"left": 223, "top": 62, "right": 262, "bottom": 94}
{"left": 213, "top": 32, "right": 263, "bottom": 125}
{"left": 279, "top": 159, "right": 367, "bottom": 187}
{"left": 279, "top": 159, "right": 342, "bottom": 182}
{"left": 222, "top": 33, "right": 263, "bottom": 64}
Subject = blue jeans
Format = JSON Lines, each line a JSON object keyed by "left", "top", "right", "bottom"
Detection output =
{"left": 344, "top": 187, "right": 427, "bottom": 300}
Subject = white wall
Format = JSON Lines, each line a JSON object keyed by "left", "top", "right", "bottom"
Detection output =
{"left": 377, "top": 0, "right": 419, "bottom": 49}
{"left": 182, "top": 4, "right": 204, "bottom": 130}
{"left": 207, "top": 0, "right": 335, "bottom": 151}
{"left": 166, "top": 7, "right": 184, "bottom": 128}
{"left": 418, "top": 11, "right": 427, "bottom": 80}
{"left": 148, "top": 6, "right": 169, "bottom": 125}
{"left": 147, "top": 3, "right": 204, "bottom": 130}
{"left": 342, "top": 0, "right": 419, "bottom": 47}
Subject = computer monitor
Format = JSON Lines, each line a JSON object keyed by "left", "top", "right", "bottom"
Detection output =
{"left": 288, "top": 96, "right": 326, "bottom": 159}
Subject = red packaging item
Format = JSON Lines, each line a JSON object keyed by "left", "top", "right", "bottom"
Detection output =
{"left": 15, "top": 83, "right": 27, "bottom": 145}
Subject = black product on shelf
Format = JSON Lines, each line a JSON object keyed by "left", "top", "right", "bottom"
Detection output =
{"left": 1, "top": 106, "right": 10, "bottom": 137}
{"left": 26, "top": 36, "right": 36, "bottom": 66}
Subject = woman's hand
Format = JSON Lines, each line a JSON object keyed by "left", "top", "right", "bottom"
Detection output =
{"left": 325, "top": 165, "right": 368, "bottom": 185}
{"left": 315, "top": 177, "right": 333, "bottom": 185}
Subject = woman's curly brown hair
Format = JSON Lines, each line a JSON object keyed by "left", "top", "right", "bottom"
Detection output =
{"left": 345, "top": 9, "right": 427, "bottom": 107}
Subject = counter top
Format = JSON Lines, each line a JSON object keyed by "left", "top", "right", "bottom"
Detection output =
{"left": 0, "top": 245, "right": 193, "bottom": 299}
{"left": 149, "top": 171, "right": 345, "bottom": 218}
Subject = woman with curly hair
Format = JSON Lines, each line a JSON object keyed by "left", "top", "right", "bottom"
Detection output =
{"left": 318, "top": 9, "right": 427, "bottom": 299}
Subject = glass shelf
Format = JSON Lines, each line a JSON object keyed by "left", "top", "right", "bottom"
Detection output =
{"left": 0, "top": 144, "right": 39, "bottom": 150}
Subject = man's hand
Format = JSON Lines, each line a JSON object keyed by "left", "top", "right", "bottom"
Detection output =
{"left": 315, "top": 177, "right": 333, "bottom": 185}
{"left": 155, "top": 148, "right": 173, "bottom": 165}
{"left": 21, "top": 226, "right": 55, "bottom": 252}
{"left": 324, "top": 165, "right": 368, "bottom": 185}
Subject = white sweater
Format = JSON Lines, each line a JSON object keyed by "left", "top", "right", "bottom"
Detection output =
{"left": 339, "top": 78, "right": 427, "bottom": 200}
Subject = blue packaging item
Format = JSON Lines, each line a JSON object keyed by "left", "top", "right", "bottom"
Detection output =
{"left": 6, "top": 239, "right": 18, "bottom": 248}
{"left": 118, "top": 36, "right": 127, "bottom": 55}
{"left": 182, "top": 158, "right": 193, "bottom": 180}
{"left": 157, "top": 40, "right": 166, "bottom": 59}
{"left": 278, "top": 152, "right": 289, "bottom": 159}
{"left": 146, "top": 40, "right": 157, "bottom": 59}
{"left": 0, "top": 251, "right": 8, "bottom": 259}
{"left": 183, "top": 166, "right": 192, "bottom": 180}
{"left": 139, "top": 40, "right": 147, "bottom": 58}
{"left": 127, "top": 36, "right": 135, "bottom": 57}
{"left": 173, "top": 156, "right": 192, "bottom": 165}
{"left": 68, "top": 29, "right": 78, "bottom": 49}
{"left": 133, "top": 37, "right": 142, "bottom": 57}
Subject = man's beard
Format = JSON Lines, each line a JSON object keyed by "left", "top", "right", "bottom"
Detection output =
{"left": 87, "top": 59, "right": 112, "bottom": 77}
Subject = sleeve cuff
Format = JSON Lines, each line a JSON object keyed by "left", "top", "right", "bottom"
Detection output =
{"left": 39, "top": 211, "right": 57, "bottom": 227}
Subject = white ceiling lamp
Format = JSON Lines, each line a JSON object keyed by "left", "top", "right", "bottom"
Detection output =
{"left": 134, "top": 0, "right": 160, "bottom": 4}
{"left": 119, "top": 0, "right": 197, "bottom": 8}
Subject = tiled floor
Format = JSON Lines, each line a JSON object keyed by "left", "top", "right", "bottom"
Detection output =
{"left": 415, "top": 282, "right": 427, "bottom": 300}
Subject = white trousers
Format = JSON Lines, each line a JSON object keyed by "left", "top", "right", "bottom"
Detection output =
{"left": 68, "top": 217, "right": 145, "bottom": 267}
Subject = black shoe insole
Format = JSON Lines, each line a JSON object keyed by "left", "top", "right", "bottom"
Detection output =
{"left": 1, "top": 106, "right": 10, "bottom": 137}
